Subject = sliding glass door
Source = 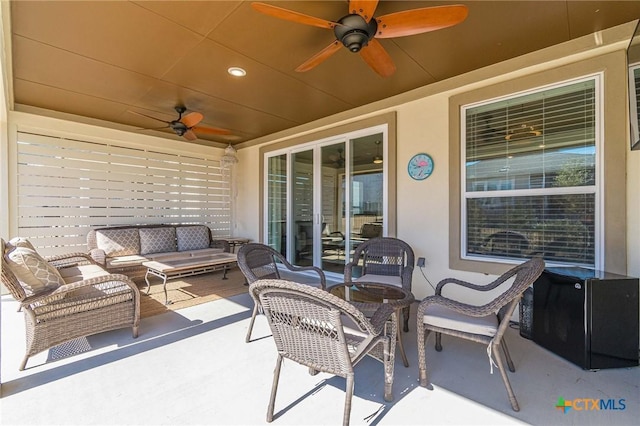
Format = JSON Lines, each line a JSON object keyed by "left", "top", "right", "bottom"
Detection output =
{"left": 265, "top": 127, "right": 387, "bottom": 277}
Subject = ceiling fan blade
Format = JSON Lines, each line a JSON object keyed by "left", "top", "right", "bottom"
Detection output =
{"left": 192, "top": 125, "right": 232, "bottom": 136}
{"left": 181, "top": 111, "right": 203, "bottom": 128}
{"left": 375, "top": 4, "right": 469, "bottom": 39}
{"left": 349, "top": 0, "right": 379, "bottom": 22}
{"left": 183, "top": 130, "right": 198, "bottom": 141}
{"left": 129, "top": 110, "right": 170, "bottom": 124}
{"left": 295, "top": 40, "right": 342, "bottom": 73}
{"left": 137, "top": 125, "right": 170, "bottom": 131}
{"left": 359, "top": 38, "right": 396, "bottom": 77}
{"left": 252, "top": 2, "right": 337, "bottom": 29}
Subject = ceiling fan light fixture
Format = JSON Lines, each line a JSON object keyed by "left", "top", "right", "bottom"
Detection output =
{"left": 335, "top": 14, "right": 377, "bottom": 52}
{"left": 228, "top": 67, "right": 247, "bottom": 77}
{"left": 221, "top": 144, "right": 239, "bottom": 168}
{"left": 372, "top": 140, "right": 383, "bottom": 164}
{"left": 505, "top": 124, "right": 542, "bottom": 140}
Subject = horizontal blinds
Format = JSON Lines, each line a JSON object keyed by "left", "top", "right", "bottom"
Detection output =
{"left": 463, "top": 78, "right": 598, "bottom": 266}
{"left": 15, "top": 132, "right": 230, "bottom": 256}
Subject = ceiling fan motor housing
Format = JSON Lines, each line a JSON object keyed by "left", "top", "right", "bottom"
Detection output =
{"left": 170, "top": 121, "right": 188, "bottom": 136}
{"left": 334, "top": 14, "right": 378, "bottom": 52}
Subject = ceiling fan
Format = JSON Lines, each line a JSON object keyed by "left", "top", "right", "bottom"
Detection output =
{"left": 130, "top": 106, "right": 231, "bottom": 141}
{"left": 251, "top": 1, "right": 469, "bottom": 77}
{"left": 328, "top": 147, "right": 345, "bottom": 167}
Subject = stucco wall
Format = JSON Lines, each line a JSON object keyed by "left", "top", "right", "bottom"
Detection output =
{"left": 234, "top": 21, "right": 639, "bottom": 300}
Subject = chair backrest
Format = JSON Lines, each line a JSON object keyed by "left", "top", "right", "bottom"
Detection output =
{"left": 487, "top": 257, "right": 545, "bottom": 319}
{"left": 249, "top": 279, "right": 377, "bottom": 376}
{"left": 353, "top": 237, "right": 415, "bottom": 278}
{"left": 360, "top": 223, "right": 383, "bottom": 239}
{"left": 482, "top": 230, "right": 529, "bottom": 256}
{"left": 237, "top": 243, "right": 283, "bottom": 284}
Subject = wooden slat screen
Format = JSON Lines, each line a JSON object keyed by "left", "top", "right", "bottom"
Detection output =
{"left": 15, "top": 132, "right": 231, "bottom": 256}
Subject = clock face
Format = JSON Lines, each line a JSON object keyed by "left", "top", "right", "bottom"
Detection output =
{"left": 408, "top": 153, "right": 434, "bottom": 180}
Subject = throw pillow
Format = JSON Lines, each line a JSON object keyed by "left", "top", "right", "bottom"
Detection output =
{"left": 5, "top": 247, "right": 65, "bottom": 296}
{"left": 176, "top": 226, "right": 210, "bottom": 251}
{"left": 139, "top": 227, "right": 177, "bottom": 255}
{"left": 95, "top": 228, "right": 140, "bottom": 257}
{"left": 7, "top": 236, "right": 37, "bottom": 252}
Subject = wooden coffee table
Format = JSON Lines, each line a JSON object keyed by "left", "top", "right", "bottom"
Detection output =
{"left": 143, "top": 253, "right": 237, "bottom": 305}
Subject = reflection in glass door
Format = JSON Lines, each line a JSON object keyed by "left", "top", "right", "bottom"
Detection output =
{"left": 347, "top": 135, "right": 384, "bottom": 266}
{"left": 265, "top": 129, "right": 387, "bottom": 276}
{"left": 320, "top": 142, "right": 346, "bottom": 273}
{"left": 292, "top": 149, "right": 315, "bottom": 266}
{"left": 266, "top": 154, "right": 287, "bottom": 255}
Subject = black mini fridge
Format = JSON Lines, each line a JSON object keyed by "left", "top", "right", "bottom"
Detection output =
{"left": 532, "top": 267, "right": 639, "bottom": 370}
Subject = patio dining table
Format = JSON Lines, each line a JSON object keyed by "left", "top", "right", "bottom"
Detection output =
{"left": 327, "top": 281, "right": 415, "bottom": 368}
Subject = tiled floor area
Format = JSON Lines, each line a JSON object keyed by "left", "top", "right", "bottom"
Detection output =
{"left": 1, "top": 290, "right": 638, "bottom": 425}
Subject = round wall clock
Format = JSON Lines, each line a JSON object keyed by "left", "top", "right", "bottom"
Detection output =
{"left": 408, "top": 153, "right": 434, "bottom": 180}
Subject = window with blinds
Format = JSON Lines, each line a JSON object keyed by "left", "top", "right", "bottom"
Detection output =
{"left": 15, "top": 132, "right": 231, "bottom": 256}
{"left": 462, "top": 77, "right": 599, "bottom": 266}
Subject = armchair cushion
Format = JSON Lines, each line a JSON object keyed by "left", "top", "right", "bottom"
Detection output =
{"left": 57, "top": 264, "right": 111, "bottom": 283}
{"left": 422, "top": 304, "right": 498, "bottom": 337}
{"left": 5, "top": 247, "right": 65, "bottom": 296}
{"left": 96, "top": 228, "right": 140, "bottom": 257}
{"left": 139, "top": 227, "right": 177, "bottom": 255}
{"left": 176, "top": 225, "right": 210, "bottom": 251}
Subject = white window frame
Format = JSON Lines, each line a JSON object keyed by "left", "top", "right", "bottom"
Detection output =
{"left": 460, "top": 74, "right": 603, "bottom": 269}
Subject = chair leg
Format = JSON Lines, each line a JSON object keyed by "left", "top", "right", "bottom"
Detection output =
{"left": 383, "top": 332, "right": 395, "bottom": 401}
{"left": 500, "top": 339, "right": 516, "bottom": 372}
{"left": 435, "top": 332, "right": 442, "bottom": 351}
{"left": 403, "top": 305, "right": 410, "bottom": 332}
{"left": 492, "top": 342, "right": 520, "bottom": 412}
{"left": 343, "top": 373, "right": 354, "bottom": 426}
{"left": 245, "top": 304, "right": 259, "bottom": 343}
{"left": 416, "top": 313, "right": 429, "bottom": 387}
{"left": 19, "top": 355, "right": 29, "bottom": 371}
{"left": 267, "top": 354, "right": 283, "bottom": 422}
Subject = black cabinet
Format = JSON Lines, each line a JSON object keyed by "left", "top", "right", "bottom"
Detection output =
{"left": 533, "top": 267, "right": 639, "bottom": 370}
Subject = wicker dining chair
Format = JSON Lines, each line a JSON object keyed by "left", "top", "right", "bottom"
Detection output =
{"left": 237, "top": 243, "right": 326, "bottom": 342}
{"left": 344, "top": 237, "right": 415, "bottom": 332}
{"left": 249, "top": 279, "right": 396, "bottom": 426}
{"left": 416, "top": 257, "right": 545, "bottom": 411}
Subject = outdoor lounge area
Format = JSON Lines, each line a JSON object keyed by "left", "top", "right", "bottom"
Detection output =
{"left": 2, "top": 2, "right": 640, "bottom": 425}
{"left": 1, "top": 288, "right": 638, "bottom": 425}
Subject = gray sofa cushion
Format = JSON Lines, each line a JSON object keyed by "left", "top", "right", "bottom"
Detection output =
{"left": 176, "top": 226, "right": 210, "bottom": 251}
{"left": 139, "top": 227, "right": 177, "bottom": 255}
{"left": 96, "top": 228, "right": 140, "bottom": 257}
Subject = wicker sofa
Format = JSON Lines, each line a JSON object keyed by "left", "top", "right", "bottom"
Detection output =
{"left": 1, "top": 237, "right": 140, "bottom": 370}
{"left": 87, "top": 224, "right": 230, "bottom": 279}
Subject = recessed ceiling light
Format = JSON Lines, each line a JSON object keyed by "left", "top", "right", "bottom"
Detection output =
{"left": 228, "top": 67, "right": 246, "bottom": 77}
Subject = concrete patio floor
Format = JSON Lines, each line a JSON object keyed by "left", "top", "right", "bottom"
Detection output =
{"left": 1, "top": 289, "right": 638, "bottom": 425}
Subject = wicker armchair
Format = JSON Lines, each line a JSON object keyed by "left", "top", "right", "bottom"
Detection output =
{"left": 237, "top": 243, "right": 326, "bottom": 342}
{"left": 2, "top": 239, "right": 140, "bottom": 370}
{"left": 344, "top": 237, "right": 415, "bottom": 332}
{"left": 249, "top": 279, "right": 396, "bottom": 426}
{"left": 416, "top": 257, "right": 545, "bottom": 411}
